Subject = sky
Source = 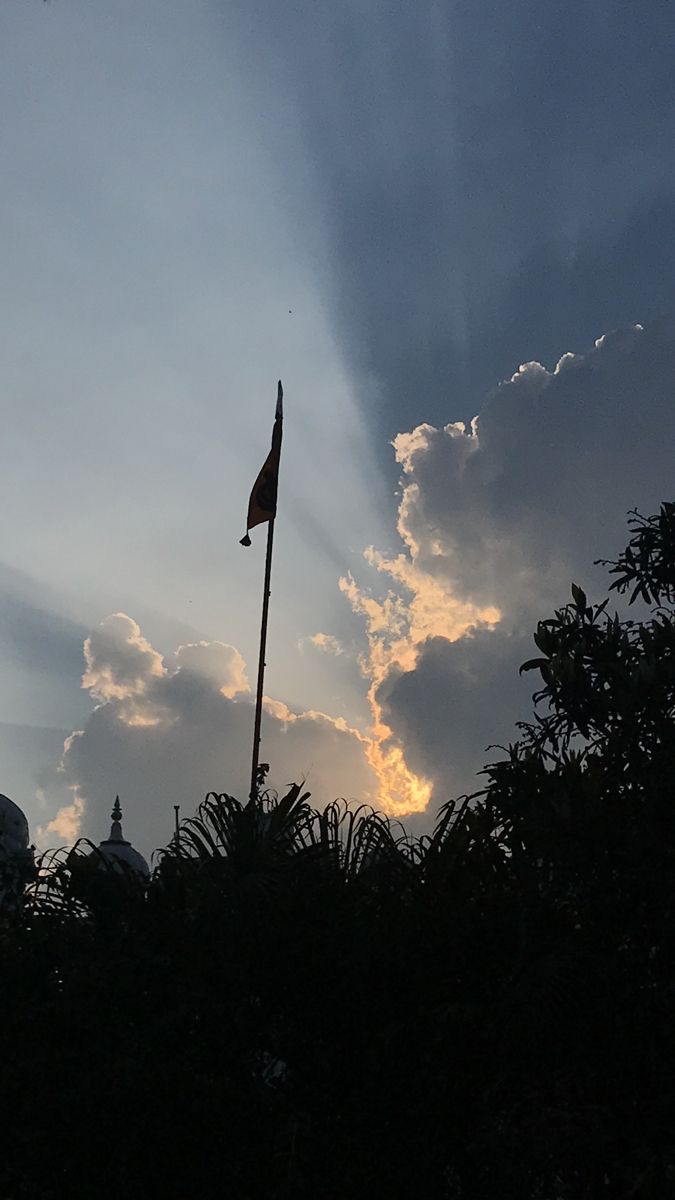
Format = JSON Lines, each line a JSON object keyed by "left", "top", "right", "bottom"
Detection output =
{"left": 1, "top": 0, "right": 675, "bottom": 857}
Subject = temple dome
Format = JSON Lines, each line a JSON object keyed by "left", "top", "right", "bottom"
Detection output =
{"left": 0, "top": 793, "right": 35, "bottom": 902}
{"left": 91, "top": 796, "right": 149, "bottom": 879}
{"left": 0, "top": 793, "right": 30, "bottom": 855}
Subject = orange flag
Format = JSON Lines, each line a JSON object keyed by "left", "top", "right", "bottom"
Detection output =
{"left": 240, "top": 381, "right": 283, "bottom": 546}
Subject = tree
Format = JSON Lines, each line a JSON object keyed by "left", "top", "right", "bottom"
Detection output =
{"left": 471, "top": 501, "right": 675, "bottom": 1196}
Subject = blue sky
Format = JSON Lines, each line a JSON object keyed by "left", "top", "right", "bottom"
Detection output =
{"left": 2, "top": 1, "right": 675, "bottom": 853}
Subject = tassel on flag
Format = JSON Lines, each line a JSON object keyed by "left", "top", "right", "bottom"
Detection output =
{"left": 240, "top": 381, "right": 283, "bottom": 546}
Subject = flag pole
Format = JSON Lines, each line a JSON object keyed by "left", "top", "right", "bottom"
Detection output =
{"left": 241, "top": 380, "right": 283, "bottom": 803}
{"left": 249, "top": 516, "right": 275, "bottom": 802}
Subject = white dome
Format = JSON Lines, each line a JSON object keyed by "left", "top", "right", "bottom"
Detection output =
{"left": 90, "top": 796, "right": 149, "bottom": 879}
{"left": 0, "top": 793, "right": 30, "bottom": 855}
{"left": 96, "top": 838, "right": 149, "bottom": 878}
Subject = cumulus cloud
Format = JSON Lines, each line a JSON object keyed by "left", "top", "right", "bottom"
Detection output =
{"left": 173, "top": 640, "right": 249, "bottom": 698}
{"left": 41, "top": 614, "right": 378, "bottom": 855}
{"left": 82, "top": 614, "right": 166, "bottom": 703}
{"left": 386, "top": 323, "right": 672, "bottom": 617}
{"left": 344, "top": 319, "right": 675, "bottom": 805}
{"left": 339, "top": 561, "right": 499, "bottom": 816}
{"left": 38, "top": 796, "right": 85, "bottom": 845}
{"left": 308, "top": 632, "right": 344, "bottom": 656}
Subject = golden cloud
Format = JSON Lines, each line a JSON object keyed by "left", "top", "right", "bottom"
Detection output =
{"left": 340, "top": 419, "right": 501, "bottom": 816}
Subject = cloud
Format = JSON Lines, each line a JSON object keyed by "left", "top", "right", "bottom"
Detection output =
{"left": 41, "top": 614, "right": 378, "bottom": 855}
{"left": 231, "top": 3, "right": 675, "bottom": 440}
{"left": 173, "top": 640, "right": 249, "bottom": 698}
{"left": 378, "top": 630, "right": 532, "bottom": 802}
{"left": 344, "top": 319, "right": 675, "bottom": 803}
{"left": 307, "top": 632, "right": 344, "bottom": 656}
{"left": 82, "top": 614, "right": 166, "bottom": 703}
{"left": 339, "top": 559, "right": 499, "bottom": 816}
{"left": 38, "top": 796, "right": 85, "bottom": 846}
{"left": 386, "top": 322, "right": 674, "bottom": 615}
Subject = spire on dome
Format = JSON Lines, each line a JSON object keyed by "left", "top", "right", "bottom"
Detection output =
{"left": 109, "top": 795, "right": 123, "bottom": 842}
{"left": 92, "top": 795, "right": 149, "bottom": 878}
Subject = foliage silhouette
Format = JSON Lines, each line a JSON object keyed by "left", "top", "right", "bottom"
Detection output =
{"left": 3, "top": 504, "right": 675, "bottom": 1197}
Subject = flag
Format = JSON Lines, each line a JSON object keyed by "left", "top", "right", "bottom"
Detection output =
{"left": 240, "top": 381, "right": 283, "bottom": 546}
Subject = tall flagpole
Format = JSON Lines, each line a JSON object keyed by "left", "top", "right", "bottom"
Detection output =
{"left": 241, "top": 380, "right": 283, "bottom": 803}
{"left": 249, "top": 516, "right": 275, "bottom": 802}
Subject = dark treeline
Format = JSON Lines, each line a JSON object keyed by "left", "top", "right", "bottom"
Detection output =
{"left": 3, "top": 505, "right": 675, "bottom": 1199}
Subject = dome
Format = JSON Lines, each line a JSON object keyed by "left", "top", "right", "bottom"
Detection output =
{"left": 0, "top": 793, "right": 35, "bottom": 903}
{"left": 91, "top": 796, "right": 149, "bottom": 879}
{"left": 0, "top": 793, "right": 30, "bottom": 855}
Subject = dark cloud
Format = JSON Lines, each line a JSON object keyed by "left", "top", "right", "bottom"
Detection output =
{"left": 393, "top": 319, "right": 675, "bottom": 612}
{"left": 470, "top": 199, "right": 675, "bottom": 414}
{"left": 230, "top": 1, "right": 675, "bottom": 440}
{"left": 380, "top": 629, "right": 532, "bottom": 802}
{"left": 346, "top": 318, "right": 675, "bottom": 807}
